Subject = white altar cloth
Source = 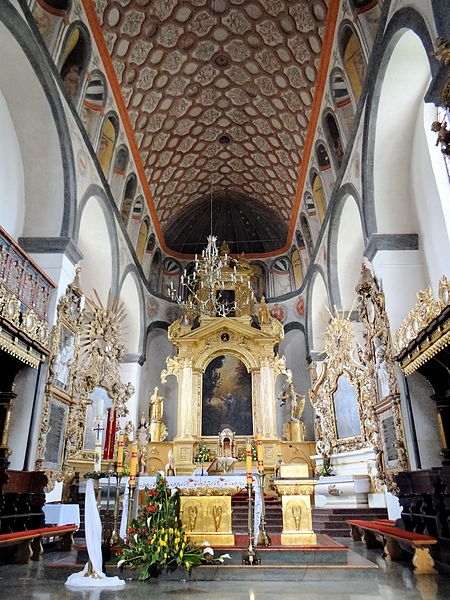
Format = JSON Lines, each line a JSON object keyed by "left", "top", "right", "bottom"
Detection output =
{"left": 43, "top": 503, "right": 80, "bottom": 527}
{"left": 119, "top": 474, "right": 262, "bottom": 543}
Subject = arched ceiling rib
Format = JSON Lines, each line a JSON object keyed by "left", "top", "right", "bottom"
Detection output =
{"left": 94, "top": 0, "right": 330, "bottom": 254}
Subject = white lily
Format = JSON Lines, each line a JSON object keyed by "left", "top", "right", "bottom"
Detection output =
{"left": 117, "top": 559, "right": 125, "bottom": 567}
{"left": 203, "top": 546, "right": 214, "bottom": 556}
{"left": 217, "top": 553, "right": 231, "bottom": 563}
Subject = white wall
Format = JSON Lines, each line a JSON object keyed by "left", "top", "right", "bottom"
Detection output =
{"left": 0, "top": 89, "right": 24, "bottom": 239}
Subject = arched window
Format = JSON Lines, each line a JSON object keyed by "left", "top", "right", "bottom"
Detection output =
{"left": 310, "top": 172, "right": 327, "bottom": 221}
{"left": 341, "top": 27, "right": 366, "bottom": 103}
{"left": 131, "top": 197, "right": 143, "bottom": 222}
{"left": 120, "top": 175, "right": 137, "bottom": 226}
{"left": 59, "top": 23, "right": 91, "bottom": 102}
{"left": 97, "top": 114, "right": 118, "bottom": 177}
{"left": 323, "top": 113, "right": 344, "bottom": 169}
{"left": 81, "top": 71, "right": 106, "bottom": 144}
{"left": 136, "top": 218, "right": 149, "bottom": 263}
{"left": 316, "top": 144, "right": 331, "bottom": 171}
{"left": 291, "top": 247, "right": 304, "bottom": 289}
{"left": 300, "top": 214, "right": 314, "bottom": 258}
{"left": 330, "top": 68, "right": 355, "bottom": 138}
{"left": 149, "top": 250, "right": 162, "bottom": 292}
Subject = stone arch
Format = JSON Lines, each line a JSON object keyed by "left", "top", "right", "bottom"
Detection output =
{"left": 149, "top": 248, "right": 162, "bottom": 293}
{"left": 328, "top": 187, "right": 365, "bottom": 311}
{"left": 110, "top": 145, "right": 129, "bottom": 202}
{"left": 120, "top": 174, "right": 137, "bottom": 227}
{"left": 339, "top": 22, "right": 366, "bottom": 105}
{"left": 161, "top": 257, "right": 182, "bottom": 298}
{"left": 0, "top": 6, "right": 76, "bottom": 239}
{"left": 300, "top": 213, "right": 314, "bottom": 259}
{"left": 58, "top": 20, "right": 91, "bottom": 105}
{"left": 330, "top": 67, "right": 355, "bottom": 139}
{"left": 295, "top": 229, "right": 309, "bottom": 274}
{"left": 270, "top": 256, "right": 293, "bottom": 297}
{"left": 291, "top": 247, "right": 303, "bottom": 290}
{"left": 80, "top": 69, "right": 107, "bottom": 145}
{"left": 136, "top": 217, "right": 150, "bottom": 263}
{"left": 97, "top": 111, "right": 119, "bottom": 178}
{"left": 75, "top": 191, "right": 118, "bottom": 303}
{"left": 249, "top": 261, "right": 268, "bottom": 301}
{"left": 323, "top": 111, "right": 344, "bottom": 170}
{"left": 310, "top": 170, "right": 327, "bottom": 220}
{"left": 118, "top": 265, "right": 145, "bottom": 356}
{"left": 364, "top": 11, "right": 450, "bottom": 287}
{"left": 306, "top": 267, "right": 330, "bottom": 355}
{"left": 31, "top": 0, "right": 73, "bottom": 57}
{"left": 195, "top": 346, "right": 259, "bottom": 373}
{"left": 143, "top": 325, "right": 177, "bottom": 440}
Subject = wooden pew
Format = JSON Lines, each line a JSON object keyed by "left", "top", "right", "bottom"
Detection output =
{"left": 347, "top": 519, "right": 437, "bottom": 575}
{"left": 0, "top": 524, "right": 78, "bottom": 564}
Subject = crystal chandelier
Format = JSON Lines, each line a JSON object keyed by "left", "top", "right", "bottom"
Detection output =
{"left": 169, "top": 234, "right": 254, "bottom": 319}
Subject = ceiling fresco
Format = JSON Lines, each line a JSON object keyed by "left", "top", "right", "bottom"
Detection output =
{"left": 93, "top": 0, "right": 330, "bottom": 253}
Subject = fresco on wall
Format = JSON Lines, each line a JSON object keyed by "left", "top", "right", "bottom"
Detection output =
{"left": 202, "top": 355, "right": 252, "bottom": 436}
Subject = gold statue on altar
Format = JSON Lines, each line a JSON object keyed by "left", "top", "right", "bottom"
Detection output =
{"left": 148, "top": 386, "right": 167, "bottom": 443}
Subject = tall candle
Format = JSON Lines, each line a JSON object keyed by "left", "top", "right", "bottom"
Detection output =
{"left": 129, "top": 443, "right": 138, "bottom": 487}
{"left": 246, "top": 439, "right": 253, "bottom": 485}
{"left": 116, "top": 433, "right": 124, "bottom": 474}
{"left": 256, "top": 431, "right": 264, "bottom": 473}
{"left": 96, "top": 398, "right": 104, "bottom": 418}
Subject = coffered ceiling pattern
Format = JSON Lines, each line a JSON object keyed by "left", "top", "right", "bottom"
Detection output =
{"left": 93, "top": 0, "right": 329, "bottom": 245}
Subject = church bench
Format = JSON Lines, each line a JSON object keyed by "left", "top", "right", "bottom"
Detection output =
{"left": 0, "top": 524, "right": 78, "bottom": 564}
{"left": 346, "top": 519, "right": 437, "bottom": 574}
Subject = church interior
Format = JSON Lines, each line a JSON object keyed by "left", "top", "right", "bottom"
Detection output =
{"left": 1, "top": 0, "right": 450, "bottom": 597}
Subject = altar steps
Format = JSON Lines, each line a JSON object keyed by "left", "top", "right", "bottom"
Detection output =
{"left": 53, "top": 534, "right": 378, "bottom": 582}
{"left": 232, "top": 493, "right": 283, "bottom": 535}
{"left": 312, "top": 507, "right": 388, "bottom": 537}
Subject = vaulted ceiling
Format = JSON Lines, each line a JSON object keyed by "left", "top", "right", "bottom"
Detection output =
{"left": 94, "top": 0, "right": 330, "bottom": 254}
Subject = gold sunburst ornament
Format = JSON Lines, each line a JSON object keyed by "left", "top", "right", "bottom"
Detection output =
{"left": 322, "top": 304, "right": 355, "bottom": 361}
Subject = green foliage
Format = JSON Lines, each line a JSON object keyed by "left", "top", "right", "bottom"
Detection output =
{"left": 194, "top": 443, "right": 211, "bottom": 463}
{"left": 316, "top": 460, "right": 334, "bottom": 477}
{"left": 117, "top": 475, "right": 229, "bottom": 580}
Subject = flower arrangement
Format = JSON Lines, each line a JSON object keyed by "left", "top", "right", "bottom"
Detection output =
{"left": 316, "top": 459, "right": 334, "bottom": 477}
{"left": 194, "top": 443, "right": 211, "bottom": 464}
{"left": 117, "top": 475, "right": 230, "bottom": 580}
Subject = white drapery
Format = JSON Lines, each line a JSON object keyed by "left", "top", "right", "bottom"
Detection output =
{"left": 65, "top": 478, "right": 125, "bottom": 588}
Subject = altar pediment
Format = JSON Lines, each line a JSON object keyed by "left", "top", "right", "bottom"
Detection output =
{"left": 168, "top": 315, "right": 284, "bottom": 372}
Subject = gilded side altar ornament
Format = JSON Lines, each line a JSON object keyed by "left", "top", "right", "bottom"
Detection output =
{"left": 148, "top": 386, "right": 168, "bottom": 442}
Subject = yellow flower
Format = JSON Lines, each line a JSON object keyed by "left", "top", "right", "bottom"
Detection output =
{"left": 181, "top": 541, "right": 186, "bottom": 549}
{"left": 161, "top": 528, "right": 165, "bottom": 534}
{"left": 164, "top": 553, "right": 167, "bottom": 559}
{"left": 169, "top": 528, "right": 173, "bottom": 535}
{"left": 164, "top": 533, "right": 168, "bottom": 542}
{"left": 184, "top": 561, "right": 190, "bottom": 569}
{"left": 180, "top": 550, "right": 183, "bottom": 559}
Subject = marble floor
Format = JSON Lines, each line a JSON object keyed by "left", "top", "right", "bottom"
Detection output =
{"left": 0, "top": 540, "right": 449, "bottom": 600}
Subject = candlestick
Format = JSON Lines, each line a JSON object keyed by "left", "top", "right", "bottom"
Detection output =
{"left": 129, "top": 443, "right": 138, "bottom": 487}
{"left": 246, "top": 439, "right": 253, "bottom": 485}
{"left": 116, "top": 434, "right": 124, "bottom": 474}
{"left": 256, "top": 431, "right": 264, "bottom": 473}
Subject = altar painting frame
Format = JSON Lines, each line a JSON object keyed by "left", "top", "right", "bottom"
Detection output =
{"left": 200, "top": 353, "right": 253, "bottom": 438}
{"left": 42, "top": 393, "right": 70, "bottom": 471}
{"left": 329, "top": 369, "right": 365, "bottom": 452}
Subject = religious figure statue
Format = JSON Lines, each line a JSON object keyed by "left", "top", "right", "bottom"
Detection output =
{"left": 274, "top": 454, "right": 283, "bottom": 478}
{"left": 374, "top": 336, "right": 390, "bottom": 399}
{"left": 292, "top": 504, "right": 302, "bottom": 530}
{"left": 149, "top": 386, "right": 164, "bottom": 422}
{"left": 165, "top": 449, "right": 176, "bottom": 477}
{"left": 433, "top": 37, "right": 450, "bottom": 65}
{"left": 124, "top": 420, "right": 135, "bottom": 444}
{"left": 258, "top": 295, "right": 270, "bottom": 325}
{"left": 279, "top": 382, "right": 305, "bottom": 422}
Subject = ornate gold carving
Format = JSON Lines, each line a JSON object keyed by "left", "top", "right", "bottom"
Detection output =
{"left": 309, "top": 308, "right": 374, "bottom": 460}
{"left": 394, "top": 276, "right": 450, "bottom": 354}
{"left": 356, "top": 260, "right": 409, "bottom": 492}
{"left": 212, "top": 504, "right": 222, "bottom": 531}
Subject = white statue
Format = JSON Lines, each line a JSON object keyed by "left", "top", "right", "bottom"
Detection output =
{"left": 374, "top": 337, "right": 390, "bottom": 399}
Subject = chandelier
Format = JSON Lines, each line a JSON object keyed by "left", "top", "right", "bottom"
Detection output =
{"left": 168, "top": 235, "right": 254, "bottom": 320}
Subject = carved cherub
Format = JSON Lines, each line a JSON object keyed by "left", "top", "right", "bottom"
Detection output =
{"left": 431, "top": 120, "right": 450, "bottom": 156}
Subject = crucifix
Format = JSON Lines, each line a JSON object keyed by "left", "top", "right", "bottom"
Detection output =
{"left": 93, "top": 416, "right": 105, "bottom": 473}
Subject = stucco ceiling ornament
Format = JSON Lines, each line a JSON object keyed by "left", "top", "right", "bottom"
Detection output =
{"left": 94, "top": 0, "right": 329, "bottom": 241}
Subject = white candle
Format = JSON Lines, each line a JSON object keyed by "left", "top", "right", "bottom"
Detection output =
{"left": 96, "top": 398, "right": 104, "bottom": 418}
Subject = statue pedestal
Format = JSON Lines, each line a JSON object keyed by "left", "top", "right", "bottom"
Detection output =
{"left": 273, "top": 479, "right": 317, "bottom": 546}
{"left": 180, "top": 494, "right": 235, "bottom": 546}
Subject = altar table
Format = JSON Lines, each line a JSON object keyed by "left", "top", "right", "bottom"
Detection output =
{"left": 119, "top": 474, "right": 262, "bottom": 545}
